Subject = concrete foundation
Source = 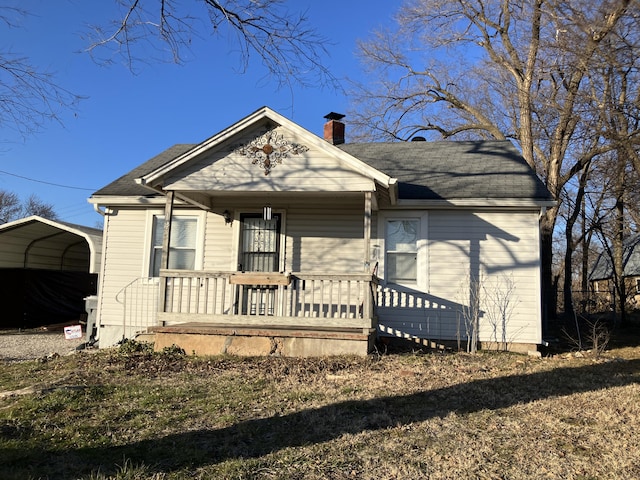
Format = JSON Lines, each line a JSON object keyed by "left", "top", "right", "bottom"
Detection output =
{"left": 149, "top": 323, "right": 376, "bottom": 357}
{"left": 379, "top": 336, "right": 538, "bottom": 354}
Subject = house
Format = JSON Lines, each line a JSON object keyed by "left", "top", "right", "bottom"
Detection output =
{"left": 0, "top": 215, "right": 101, "bottom": 330}
{"left": 88, "top": 106, "right": 554, "bottom": 356}
{"left": 589, "top": 233, "right": 640, "bottom": 311}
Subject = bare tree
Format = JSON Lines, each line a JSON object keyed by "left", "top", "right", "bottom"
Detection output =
{"left": 83, "top": 0, "right": 338, "bottom": 89}
{"left": 2, "top": 2, "right": 336, "bottom": 139}
{"left": 483, "top": 273, "right": 519, "bottom": 351}
{"left": 457, "top": 274, "right": 482, "bottom": 353}
{"left": 0, "top": 190, "right": 21, "bottom": 223}
{"left": 22, "top": 194, "right": 58, "bottom": 220}
{"left": 0, "top": 190, "right": 57, "bottom": 223}
{"left": 350, "top": 0, "right": 635, "bottom": 322}
{"left": 0, "top": 7, "right": 81, "bottom": 138}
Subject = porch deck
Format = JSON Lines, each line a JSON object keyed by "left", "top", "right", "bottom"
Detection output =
{"left": 123, "top": 270, "right": 379, "bottom": 356}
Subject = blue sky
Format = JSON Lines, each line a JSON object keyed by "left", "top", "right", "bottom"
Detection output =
{"left": 1, "top": 1, "right": 398, "bottom": 227}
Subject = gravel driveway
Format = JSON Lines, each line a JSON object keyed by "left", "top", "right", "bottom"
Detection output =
{"left": 0, "top": 330, "right": 87, "bottom": 362}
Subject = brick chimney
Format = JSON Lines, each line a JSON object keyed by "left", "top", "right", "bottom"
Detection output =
{"left": 323, "top": 112, "right": 345, "bottom": 145}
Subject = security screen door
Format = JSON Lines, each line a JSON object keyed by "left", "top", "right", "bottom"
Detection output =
{"left": 238, "top": 214, "right": 281, "bottom": 314}
{"left": 239, "top": 214, "right": 280, "bottom": 272}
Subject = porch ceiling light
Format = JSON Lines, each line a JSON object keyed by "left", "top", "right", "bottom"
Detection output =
{"left": 263, "top": 205, "right": 272, "bottom": 221}
{"left": 223, "top": 210, "right": 233, "bottom": 225}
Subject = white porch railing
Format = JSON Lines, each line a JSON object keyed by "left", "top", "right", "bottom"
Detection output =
{"left": 158, "top": 270, "right": 378, "bottom": 331}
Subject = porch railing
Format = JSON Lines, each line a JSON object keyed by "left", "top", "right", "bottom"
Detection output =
{"left": 157, "top": 270, "right": 378, "bottom": 331}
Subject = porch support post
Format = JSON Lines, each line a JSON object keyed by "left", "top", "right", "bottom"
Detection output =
{"left": 364, "top": 191, "right": 372, "bottom": 273}
{"left": 159, "top": 190, "right": 175, "bottom": 316}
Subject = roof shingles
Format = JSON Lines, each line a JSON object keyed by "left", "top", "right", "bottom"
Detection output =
{"left": 338, "top": 140, "right": 551, "bottom": 200}
{"left": 92, "top": 140, "right": 552, "bottom": 203}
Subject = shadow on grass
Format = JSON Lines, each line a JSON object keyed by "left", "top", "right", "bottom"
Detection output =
{"left": 3, "top": 357, "right": 640, "bottom": 479}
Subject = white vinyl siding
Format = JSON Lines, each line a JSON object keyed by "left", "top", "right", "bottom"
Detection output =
{"left": 376, "top": 210, "right": 542, "bottom": 345}
{"left": 95, "top": 208, "right": 149, "bottom": 346}
{"left": 203, "top": 211, "right": 235, "bottom": 270}
{"left": 286, "top": 203, "right": 364, "bottom": 273}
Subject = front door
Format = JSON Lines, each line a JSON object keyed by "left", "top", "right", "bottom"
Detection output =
{"left": 238, "top": 214, "right": 281, "bottom": 315}
{"left": 239, "top": 214, "right": 281, "bottom": 273}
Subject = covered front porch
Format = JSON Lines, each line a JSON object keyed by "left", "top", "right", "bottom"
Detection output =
{"left": 110, "top": 109, "right": 396, "bottom": 355}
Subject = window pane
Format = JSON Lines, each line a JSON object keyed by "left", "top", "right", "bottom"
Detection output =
{"left": 150, "top": 215, "right": 197, "bottom": 276}
{"left": 171, "top": 218, "right": 197, "bottom": 247}
{"left": 387, "top": 220, "right": 418, "bottom": 252}
{"left": 153, "top": 217, "right": 164, "bottom": 247}
{"left": 386, "top": 219, "right": 418, "bottom": 284}
{"left": 169, "top": 249, "right": 195, "bottom": 270}
{"left": 151, "top": 248, "right": 162, "bottom": 277}
{"left": 387, "top": 252, "right": 417, "bottom": 283}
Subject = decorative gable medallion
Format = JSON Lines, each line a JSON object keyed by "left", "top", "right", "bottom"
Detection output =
{"left": 233, "top": 129, "right": 309, "bottom": 175}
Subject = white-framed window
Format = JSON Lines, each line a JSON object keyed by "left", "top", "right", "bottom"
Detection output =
{"left": 150, "top": 215, "right": 198, "bottom": 277}
{"left": 386, "top": 219, "right": 419, "bottom": 284}
{"left": 378, "top": 212, "right": 428, "bottom": 289}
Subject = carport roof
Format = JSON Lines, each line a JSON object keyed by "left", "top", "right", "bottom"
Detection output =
{"left": 0, "top": 216, "right": 103, "bottom": 273}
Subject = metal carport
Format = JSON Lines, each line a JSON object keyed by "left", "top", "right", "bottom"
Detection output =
{"left": 0, "top": 216, "right": 103, "bottom": 329}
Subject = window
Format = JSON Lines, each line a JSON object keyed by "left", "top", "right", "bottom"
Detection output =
{"left": 386, "top": 219, "right": 418, "bottom": 284}
{"left": 150, "top": 215, "right": 197, "bottom": 277}
{"left": 636, "top": 278, "right": 640, "bottom": 294}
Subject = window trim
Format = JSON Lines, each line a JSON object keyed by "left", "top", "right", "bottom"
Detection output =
{"left": 378, "top": 211, "right": 428, "bottom": 290}
{"left": 144, "top": 210, "right": 204, "bottom": 277}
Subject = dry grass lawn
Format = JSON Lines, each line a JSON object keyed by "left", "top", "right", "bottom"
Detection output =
{"left": 1, "top": 338, "right": 640, "bottom": 479}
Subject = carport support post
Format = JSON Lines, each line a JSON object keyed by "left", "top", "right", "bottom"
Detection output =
{"left": 158, "top": 190, "right": 175, "bottom": 318}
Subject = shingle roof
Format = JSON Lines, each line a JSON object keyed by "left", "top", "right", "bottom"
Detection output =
{"left": 589, "top": 233, "right": 640, "bottom": 280}
{"left": 91, "top": 140, "right": 552, "bottom": 202}
{"left": 338, "top": 140, "right": 552, "bottom": 200}
{"left": 92, "top": 144, "right": 196, "bottom": 196}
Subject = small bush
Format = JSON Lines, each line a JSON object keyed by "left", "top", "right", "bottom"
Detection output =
{"left": 117, "top": 339, "right": 154, "bottom": 356}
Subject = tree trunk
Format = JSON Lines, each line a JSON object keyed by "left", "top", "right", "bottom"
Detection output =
{"left": 581, "top": 195, "right": 589, "bottom": 313}
{"left": 613, "top": 157, "right": 626, "bottom": 326}
{"left": 540, "top": 208, "right": 557, "bottom": 333}
{"left": 563, "top": 163, "right": 591, "bottom": 319}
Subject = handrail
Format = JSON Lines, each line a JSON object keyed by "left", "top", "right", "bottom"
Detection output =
{"left": 115, "top": 277, "right": 160, "bottom": 340}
